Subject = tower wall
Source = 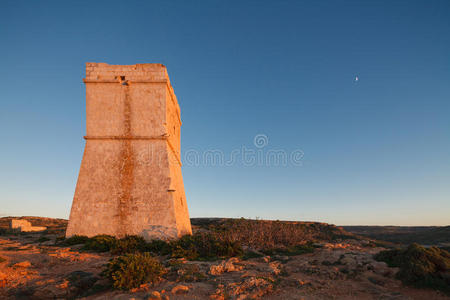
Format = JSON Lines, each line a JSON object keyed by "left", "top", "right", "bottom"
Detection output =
{"left": 66, "top": 63, "right": 192, "bottom": 240}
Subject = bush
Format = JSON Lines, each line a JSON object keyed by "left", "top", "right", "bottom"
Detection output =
{"left": 111, "top": 235, "right": 148, "bottom": 255}
{"left": 169, "top": 233, "right": 243, "bottom": 261}
{"left": 63, "top": 235, "right": 149, "bottom": 254}
{"left": 375, "top": 243, "right": 450, "bottom": 294}
{"left": 63, "top": 235, "right": 91, "bottom": 246}
{"left": 146, "top": 239, "right": 171, "bottom": 255}
{"left": 36, "top": 236, "right": 51, "bottom": 243}
{"left": 103, "top": 253, "right": 166, "bottom": 290}
{"left": 262, "top": 241, "right": 317, "bottom": 256}
{"left": 83, "top": 235, "right": 117, "bottom": 252}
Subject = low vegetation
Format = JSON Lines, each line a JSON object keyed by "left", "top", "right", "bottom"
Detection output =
{"left": 262, "top": 241, "right": 317, "bottom": 256}
{"left": 110, "top": 235, "right": 148, "bottom": 255}
{"left": 62, "top": 233, "right": 242, "bottom": 261}
{"left": 59, "top": 218, "right": 351, "bottom": 263}
{"left": 193, "top": 218, "right": 355, "bottom": 249}
{"left": 63, "top": 235, "right": 147, "bottom": 254}
{"left": 169, "top": 233, "right": 243, "bottom": 260}
{"left": 102, "top": 253, "right": 166, "bottom": 290}
{"left": 82, "top": 235, "right": 117, "bottom": 252}
{"left": 4, "top": 217, "right": 449, "bottom": 297}
{"left": 375, "top": 243, "right": 450, "bottom": 294}
{"left": 56, "top": 218, "right": 357, "bottom": 290}
{"left": 62, "top": 235, "right": 90, "bottom": 246}
{"left": 166, "top": 260, "right": 207, "bottom": 282}
{"left": 36, "top": 236, "right": 51, "bottom": 243}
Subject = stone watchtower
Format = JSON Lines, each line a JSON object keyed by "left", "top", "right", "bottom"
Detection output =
{"left": 66, "top": 63, "right": 192, "bottom": 240}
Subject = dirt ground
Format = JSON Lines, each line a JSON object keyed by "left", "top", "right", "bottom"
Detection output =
{"left": 0, "top": 230, "right": 448, "bottom": 300}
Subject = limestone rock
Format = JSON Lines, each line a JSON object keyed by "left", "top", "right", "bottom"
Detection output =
{"left": 171, "top": 284, "right": 189, "bottom": 294}
{"left": 262, "top": 256, "right": 271, "bottom": 263}
{"left": 210, "top": 257, "right": 243, "bottom": 275}
{"left": 213, "top": 277, "right": 274, "bottom": 299}
{"left": 13, "top": 261, "right": 32, "bottom": 268}
{"left": 269, "top": 261, "right": 282, "bottom": 275}
{"left": 146, "top": 291, "right": 161, "bottom": 299}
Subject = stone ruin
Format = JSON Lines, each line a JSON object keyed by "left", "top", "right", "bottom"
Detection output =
{"left": 66, "top": 63, "right": 192, "bottom": 240}
{"left": 10, "top": 219, "right": 47, "bottom": 232}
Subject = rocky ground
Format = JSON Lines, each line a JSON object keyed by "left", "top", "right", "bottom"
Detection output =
{"left": 0, "top": 218, "right": 448, "bottom": 299}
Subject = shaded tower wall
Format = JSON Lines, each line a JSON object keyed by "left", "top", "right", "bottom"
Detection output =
{"left": 66, "top": 63, "right": 192, "bottom": 240}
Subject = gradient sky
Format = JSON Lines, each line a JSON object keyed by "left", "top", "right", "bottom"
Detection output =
{"left": 1, "top": 0, "right": 449, "bottom": 225}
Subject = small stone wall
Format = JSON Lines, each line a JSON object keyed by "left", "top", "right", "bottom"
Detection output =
{"left": 10, "top": 219, "right": 47, "bottom": 232}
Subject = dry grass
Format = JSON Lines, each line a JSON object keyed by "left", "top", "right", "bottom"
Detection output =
{"left": 193, "top": 218, "right": 355, "bottom": 250}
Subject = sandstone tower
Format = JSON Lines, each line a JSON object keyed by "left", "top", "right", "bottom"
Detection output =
{"left": 66, "top": 63, "right": 192, "bottom": 240}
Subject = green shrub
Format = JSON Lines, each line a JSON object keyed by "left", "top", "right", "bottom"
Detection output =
{"left": 146, "top": 239, "right": 171, "bottom": 255}
{"left": 63, "top": 235, "right": 148, "bottom": 254}
{"left": 0, "top": 256, "right": 6, "bottom": 263}
{"left": 263, "top": 242, "right": 317, "bottom": 256}
{"left": 103, "top": 253, "right": 166, "bottom": 290}
{"left": 62, "top": 231, "right": 243, "bottom": 262}
{"left": 375, "top": 243, "right": 450, "bottom": 294}
{"left": 83, "top": 235, "right": 117, "bottom": 252}
{"left": 36, "top": 236, "right": 51, "bottom": 243}
{"left": 169, "top": 233, "right": 243, "bottom": 261}
{"left": 63, "top": 235, "right": 91, "bottom": 246}
{"left": 111, "top": 235, "right": 147, "bottom": 255}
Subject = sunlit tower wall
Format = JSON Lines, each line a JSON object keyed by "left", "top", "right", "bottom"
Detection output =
{"left": 66, "top": 63, "right": 192, "bottom": 240}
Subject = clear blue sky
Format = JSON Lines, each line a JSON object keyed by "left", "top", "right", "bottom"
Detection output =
{"left": 1, "top": 0, "right": 449, "bottom": 225}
